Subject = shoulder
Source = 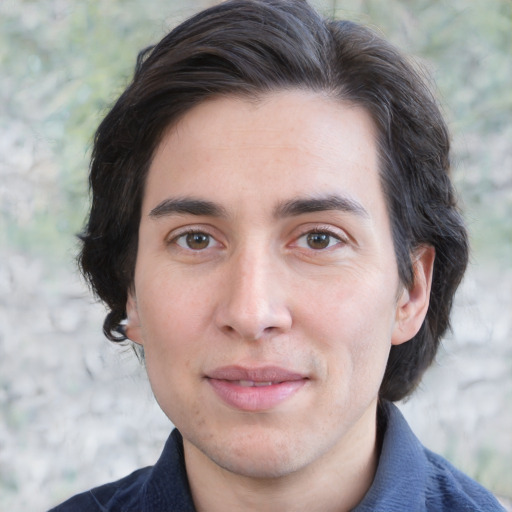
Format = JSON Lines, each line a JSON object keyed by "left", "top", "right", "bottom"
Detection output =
{"left": 423, "top": 448, "right": 505, "bottom": 511}
{"left": 354, "top": 401, "right": 505, "bottom": 512}
{"left": 48, "top": 466, "right": 152, "bottom": 512}
{"left": 48, "top": 429, "right": 196, "bottom": 512}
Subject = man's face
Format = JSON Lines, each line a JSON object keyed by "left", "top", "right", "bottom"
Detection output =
{"left": 126, "top": 91, "right": 425, "bottom": 478}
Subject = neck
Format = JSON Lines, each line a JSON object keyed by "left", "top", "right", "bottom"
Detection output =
{"left": 184, "top": 403, "right": 379, "bottom": 512}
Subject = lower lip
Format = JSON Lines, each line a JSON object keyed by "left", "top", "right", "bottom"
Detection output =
{"left": 207, "top": 379, "right": 307, "bottom": 411}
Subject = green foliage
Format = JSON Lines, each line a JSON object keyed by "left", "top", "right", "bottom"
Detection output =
{"left": 1, "top": 0, "right": 207, "bottom": 260}
{"left": 2, "top": 0, "right": 510, "bottom": 263}
{"left": 3, "top": 0, "right": 510, "bottom": 264}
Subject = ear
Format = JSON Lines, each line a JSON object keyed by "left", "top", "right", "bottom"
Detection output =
{"left": 125, "top": 290, "right": 144, "bottom": 345}
{"left": 391, "top": 245, "right": 435, "bottom": 346}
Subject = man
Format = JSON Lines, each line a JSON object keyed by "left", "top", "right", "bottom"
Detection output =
{"left": 50, "top": 0, "right": 505, "bottom": 510}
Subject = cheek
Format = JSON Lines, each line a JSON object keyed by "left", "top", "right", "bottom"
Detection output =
{"left": 296, "top": 274, "right": 396, "bottom": 382}
{"left": 136, "top": 264, "right": 214, "bottom": 339}
{"left": 299, "top": 267, "right": 397, "bottom": 337}
{"left": 134, "top": 282, "right": 213, "bottom": 412}
{"left": 138, "top": 286, "right": 204, "bottom": 423}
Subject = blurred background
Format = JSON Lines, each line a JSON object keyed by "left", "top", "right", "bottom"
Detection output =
{"left": 0, "top": 0, "right": 510, "bottom": 510}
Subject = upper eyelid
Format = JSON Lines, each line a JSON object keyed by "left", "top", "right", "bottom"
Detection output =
{"left": 294, "top": 231, "right": 347, "bottom": 249}
{"left": 175, "top": 231, "right": 219, "bottom": 249}
{"left": 164, "top": 222, "right": 351, "bottom": 245}
{"left": 293, "top": 223, "right": 350, "bottom": 240}
{"left": 166, "top": 224, "right": 220, "bottom": 241}
{"left": 168, "top": 229, "right": 223, "bottom": 253}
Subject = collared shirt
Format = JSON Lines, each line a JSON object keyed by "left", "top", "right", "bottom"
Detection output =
{"left": 49, "top": 402, "right": 505, "bottom": 511}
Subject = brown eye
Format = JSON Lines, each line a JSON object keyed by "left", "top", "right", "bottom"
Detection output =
{"left": 186, "top": 233, "right": 210, "bottom": 249}
{"left": 306, "top": 233, "right": 332, "bottom": 250}
{"left": 176, "top": 232, "right": 212, "bottom": 250}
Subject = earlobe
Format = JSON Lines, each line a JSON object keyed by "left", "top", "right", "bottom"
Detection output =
{"left": 391, "top": 245, "right": 435, "bottom": 346}
{"left": 125, "top": 291, "right": 144, "bottom": 345}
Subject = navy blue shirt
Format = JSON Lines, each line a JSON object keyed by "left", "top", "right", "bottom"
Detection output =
{"left": 49, "top": 402, "right": 504, "bottom": 511}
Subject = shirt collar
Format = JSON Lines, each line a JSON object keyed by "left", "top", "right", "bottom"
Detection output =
{"left": 352, "top": 400, "right": 429, "bottom": 511}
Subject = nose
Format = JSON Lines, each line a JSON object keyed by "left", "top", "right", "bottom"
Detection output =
{"left": 215, "top": 248, "right": 292, "bottom": 341}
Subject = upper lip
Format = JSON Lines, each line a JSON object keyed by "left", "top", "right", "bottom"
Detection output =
{"left": 206, "top": 365, "right": 307, "bottom": 383}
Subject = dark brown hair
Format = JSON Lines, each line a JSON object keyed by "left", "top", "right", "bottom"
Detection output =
{"left": 79, "top": 0, "right": 469, "bottom": 401}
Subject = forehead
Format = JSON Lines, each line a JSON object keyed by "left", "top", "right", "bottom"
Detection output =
{"left": 143, "top": 90, "right": 384, "bottom": 221}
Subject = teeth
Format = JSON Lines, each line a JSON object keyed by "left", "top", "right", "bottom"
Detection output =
{"left": 238, "top": 380, "right": 274, "bottom": 387}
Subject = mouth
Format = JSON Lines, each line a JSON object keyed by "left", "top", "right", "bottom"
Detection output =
{"left": 205, "top": 365, "right": 308, "bottom": 411}
{"left": 237, "top": 380, "right": 275, "bottom": 387}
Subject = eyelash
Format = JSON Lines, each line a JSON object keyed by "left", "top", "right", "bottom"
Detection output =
{"left": 294, "top": 227, "right": 348, "bottom": 251}
{"left": 167, "top": 226, "right": 349, "bottom": 252}
{"left": 170, "top": 228, "right": 219, "bottom": 251}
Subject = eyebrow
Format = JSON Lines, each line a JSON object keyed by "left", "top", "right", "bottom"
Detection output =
{"left": 148, "top": 194, "right": 369, "bottom": 220}
{"left": 149, "top": 198, "right": 227, "bottom": 218}
{"left": 274, "top": 195, "right": 369, "bottom": 219}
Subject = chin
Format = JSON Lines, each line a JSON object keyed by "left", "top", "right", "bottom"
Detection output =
{"left": 212, "top": 448, "right": 303, "bottom": 479}
{"left": 193, "top": 426, "right": 312, "bottom": 479}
